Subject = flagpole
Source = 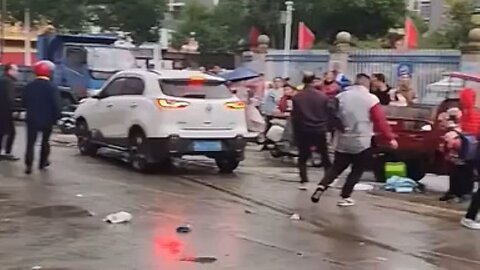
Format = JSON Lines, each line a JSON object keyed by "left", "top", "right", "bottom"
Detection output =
{"left": 283, "top": 1, "right": 293, "bottom": 78}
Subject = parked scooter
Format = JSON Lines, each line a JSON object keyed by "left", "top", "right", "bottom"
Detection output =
{"left": 265, "top": 116, "right": 322, "bottom": 166}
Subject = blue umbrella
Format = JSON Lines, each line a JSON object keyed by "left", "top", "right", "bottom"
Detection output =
{"left": 219, "top": 67, "right": 260, "bottom": 82}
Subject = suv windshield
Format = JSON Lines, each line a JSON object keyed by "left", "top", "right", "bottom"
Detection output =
{"left": 159, "top": 80, "right": 233, "bottom": 99}
{"left": 86, "top": 47, "right": 137, "bottom": 72}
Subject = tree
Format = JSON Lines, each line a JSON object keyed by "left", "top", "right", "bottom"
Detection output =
{"left": 88, "top": 0, "right": 165, "bottom": 45}
{"left": 173, "top": 0, "right": 247, "bottom": 53}
{"left": 7, "top": 0, "right": 89, "bottom": 32}
{"left": 444, "top": 0, "right": 474, "bottom": 47}
{"left": 296, "top": 0, "right": 406, "bottom": 42}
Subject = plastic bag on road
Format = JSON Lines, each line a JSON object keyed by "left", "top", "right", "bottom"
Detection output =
{"left": 103, "top": 211, "right": 133, "bottom": 224}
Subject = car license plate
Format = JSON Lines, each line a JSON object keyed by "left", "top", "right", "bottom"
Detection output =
{"left": 193, "top": 141, "right": 222, "bottom": 152}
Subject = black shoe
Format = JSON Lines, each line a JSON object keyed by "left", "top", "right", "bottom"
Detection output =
{"left": 439, "top": 193, "right": 454, "bottom": 202}
{"left": 311, "top": 186, "right": 326, "bottom": 203}
{"left": 4, "top": 154, "right": 19, "bottom": 161}
{"left": 25, "top": 166, "right": 32, "bottom": 175}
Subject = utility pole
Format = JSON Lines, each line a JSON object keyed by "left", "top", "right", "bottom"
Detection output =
{"left": 24, "top": 8, "right": 31, "bottom": 66}
{"left": 1, "top": 0, "right": 6, "bottom": 63}
{"left": 283, "top": 1, "right": 294, "bottom": 78}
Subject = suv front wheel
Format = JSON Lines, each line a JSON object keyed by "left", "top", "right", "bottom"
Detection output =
{"left": 215, "top": 158, "right": 240, "bottom": 174}
{"left": 76, "top": 120, "right": 99, "bottom": 156}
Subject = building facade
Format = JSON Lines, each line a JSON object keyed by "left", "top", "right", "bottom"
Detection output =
{"left": 0, "top": 23, "right": 38, "bottom": 65}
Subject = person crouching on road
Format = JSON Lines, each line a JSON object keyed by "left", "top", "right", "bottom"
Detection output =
{"left": 0, "top": 63, "right": 19, "bottom": 161}
{"left": 23, "top": 60, "right": 61, "bottom": 174}
{"left": 291, "top": 73, "right": 332, "bottom": 187}
{"left": 311, "top": 73, "right": 398, "bottom": 207}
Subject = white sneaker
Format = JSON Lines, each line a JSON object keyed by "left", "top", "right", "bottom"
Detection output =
{"left": 298, "top": 184, "right": 308, "bottom": 191}
{"left": 461, "top": 218, "right": 480, "bottom": 230}
{"left": 337, "top": 198, "right": 356, "bottom": 207}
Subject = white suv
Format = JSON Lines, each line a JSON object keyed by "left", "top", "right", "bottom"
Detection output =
{"left": 74, "top": 69, "right": 248, "bottom": 173}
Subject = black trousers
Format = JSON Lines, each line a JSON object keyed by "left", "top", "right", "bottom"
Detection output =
{"left": 0, "top": 116, "right": 15, "bottom": 154}
{"left": 466, "top": 187, "right": 480, "bottom": 220}
{"left": 318, "top": 150, "right": 369, "bottom": 199}
{"left": 448, "top": 163, "right": 474, "bottom": 197}
{"left": 296, "top": 131, "right": 331, "bottom": 182}
{"left": 25, "top": 125, "right": 52, "bottom": 168}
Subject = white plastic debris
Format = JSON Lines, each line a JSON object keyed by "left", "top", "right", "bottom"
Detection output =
{"left": 298, "top": 185, "right": 308, "bottom": 191}
{"left": 32, "top": 266, "right": 43, "bottom": 270}
{"left": 103, "top": 211, "right": 133, "bottom": 224}
{"left": 353, "top": 183, "right": 374, "bottom": 191}
{"left": 76, "top": 194, "right": 84, "bottom": 198}
{"left": 290, "top": 213, "right": 301, "bottom": 220}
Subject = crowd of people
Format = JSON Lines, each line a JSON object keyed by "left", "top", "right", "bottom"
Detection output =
{"left": 239, "top": 67, "right": 479, "bottom": 230}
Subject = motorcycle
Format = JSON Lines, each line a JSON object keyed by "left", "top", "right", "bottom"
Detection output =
{"left": 265, "top": 116, "right": 323, "bottom": 166}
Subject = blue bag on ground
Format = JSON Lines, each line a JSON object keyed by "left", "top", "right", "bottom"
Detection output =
{"left": 384, "top": 176, "right": 418, "bottom": 193}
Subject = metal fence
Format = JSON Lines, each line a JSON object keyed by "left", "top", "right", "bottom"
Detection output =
{"left": 243, "top": 50, "right": 330, "bottom": 84}
{"left": 348, "top": 49, "right": 461, "bottom": 101}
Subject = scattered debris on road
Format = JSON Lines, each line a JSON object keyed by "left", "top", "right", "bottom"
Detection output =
{"left": 179, "top": 256, "right": 217, "bottom": 264}
{"left": 75, "top": 194, "right": 84, "bottom": 197}
{"left": 290, "top": 213, "right": 301, "bottom": 220}
{"left": 176, "top": 224, "right": 192, "bottom": 234}
{"left": 103, "top": 211, "right": 133, "bottom": 224}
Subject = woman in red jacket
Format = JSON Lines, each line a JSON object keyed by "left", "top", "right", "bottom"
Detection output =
{"left": 457, "top": 88, "right": 480, "bottom": 229}
{"left": 317, "top": 71, "right": 340, "bottom": 98}
{"left": 440, "top": 88, "right": 480, "bottom": 203}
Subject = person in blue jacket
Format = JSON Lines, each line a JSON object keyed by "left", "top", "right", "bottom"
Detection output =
{"left": 22, "top": 60, "right": 61, "bottom": 174}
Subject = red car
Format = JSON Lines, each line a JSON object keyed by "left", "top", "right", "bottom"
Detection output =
{"left": 371, "top": 98, "right": 459, "bottom": 182}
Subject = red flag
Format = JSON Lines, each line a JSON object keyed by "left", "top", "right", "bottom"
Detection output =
{"left": 249, "top": 26, "right": 260, "bottom": 49}
{"left": 298, "top": 22, "right": 315, "bottom": 50}
{"left": 404, "top": 17, "right": 418, "bottom": 50}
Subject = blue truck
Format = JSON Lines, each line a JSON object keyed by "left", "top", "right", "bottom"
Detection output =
{"left": 9, "top": 33, "right": 137, "bottom": 111}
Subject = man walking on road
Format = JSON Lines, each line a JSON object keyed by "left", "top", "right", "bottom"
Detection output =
{"left": 23, "top": 60, "right": 61, "bottom": 174}
{"left": 311, "top": 73, "right": 397, "bottom": 207}
{"left": 291, "top": 72, "right": 332, "bottom": 186}
{"left": 0, "top": 63, "right": 19, "bottom": 161}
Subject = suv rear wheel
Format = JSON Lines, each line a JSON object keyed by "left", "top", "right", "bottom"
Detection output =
{"left": 129, "top": 130, "right": 154, "bottom": 173}
{"left": 215, "top": 158, "right": 240, "bottom": 174}
{"left": 76, "top": 120, "right": 99, "bottom": 156}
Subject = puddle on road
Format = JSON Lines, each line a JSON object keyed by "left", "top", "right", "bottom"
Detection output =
{"left": 180, "top": 257, "right": 217, "bottom": 264}
{"left": 26, "top": 205, "right": 93, "bottom": 218}
{"left": 0, "top": 192, "right": 10, "bottom": 200}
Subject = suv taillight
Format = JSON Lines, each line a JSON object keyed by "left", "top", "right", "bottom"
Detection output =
{"left": 225, "top": 101, "right": 246, "bottom": 110}
{"left": 155, "top": 99, "right": 190, "bottom": 109}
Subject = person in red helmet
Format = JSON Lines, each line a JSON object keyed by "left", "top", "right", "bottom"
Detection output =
{"left": 22, "top": 60, "right": 61, "bottom": 174}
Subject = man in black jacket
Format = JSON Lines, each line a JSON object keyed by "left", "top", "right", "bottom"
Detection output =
{"left": 0, "top": 63, "right": 19, "bottom": 161}
{"left": 292, "top": 73, "right": 332, "bottom": 185}
{"left": 23, "top": 60, "right": 61, "bottom": 174}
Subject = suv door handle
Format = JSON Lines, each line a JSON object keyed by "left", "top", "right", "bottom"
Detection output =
{"left": 106, "top": 104, "right": 113, "bottom": 108}
{"left": 130, "top": 103, "right": 138, "bottom": 108}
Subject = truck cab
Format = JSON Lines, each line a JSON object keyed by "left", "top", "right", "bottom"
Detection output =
{"left": 36, "top": 34, "right": 137, "bottom": 107}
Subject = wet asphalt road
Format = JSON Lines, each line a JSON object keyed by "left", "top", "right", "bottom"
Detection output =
{"left": 1, "top": 128, "right": 480, "bottom": 270}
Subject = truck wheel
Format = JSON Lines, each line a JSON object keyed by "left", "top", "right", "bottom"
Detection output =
{"left": 216, "top": 158, "right": 240, "bottom": 174}
{"left": 62, "top": 96, "right": 74, "bottom": 109}
{"left": 76, "top": 121, "right": 99, "bottom": 156}
{"left": 129, "top": 131, "right": 154, "bottom": 173}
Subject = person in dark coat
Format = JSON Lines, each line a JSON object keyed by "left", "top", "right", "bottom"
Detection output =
{"left": 0, "top": 63, "right": 19, "bottom": 160}
{"left": 23, "top": 60, "right": 61, "bottom": 174}
{"left": 291, "top": 72, "right": 332, "bottom": 186}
